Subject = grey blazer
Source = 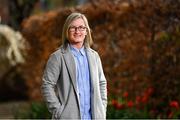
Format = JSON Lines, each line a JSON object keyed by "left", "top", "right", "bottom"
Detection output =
{"left": 41, "top": 45, "right": 107, "bottom": 119}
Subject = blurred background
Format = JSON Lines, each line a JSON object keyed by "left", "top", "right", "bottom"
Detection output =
{"left": 0, "top": 0, "right": 180, "bottom": 119}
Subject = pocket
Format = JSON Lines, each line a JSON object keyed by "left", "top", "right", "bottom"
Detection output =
{"left": 52, "top": 104, "right": 65, "bottom": 119}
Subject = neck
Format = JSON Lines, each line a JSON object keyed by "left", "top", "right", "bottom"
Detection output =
{"left": 70, "top": 42, "right": 84, "bottom": 49}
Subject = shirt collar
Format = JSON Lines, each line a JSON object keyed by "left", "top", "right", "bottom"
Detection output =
{"left": 70, "top": 44, "right": 86, "bottom": 57}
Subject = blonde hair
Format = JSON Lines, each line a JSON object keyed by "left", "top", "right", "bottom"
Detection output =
{"left": 61, "top": 12, "right": 93, "bottom": 48}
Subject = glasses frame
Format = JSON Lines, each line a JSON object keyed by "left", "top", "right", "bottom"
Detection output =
{"left": 69, "top": 26, "right": 87, "bottom": 32}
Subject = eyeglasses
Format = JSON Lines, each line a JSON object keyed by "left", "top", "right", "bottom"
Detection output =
{"left": 69, "top": 26, "right": 87, "bottom": 32}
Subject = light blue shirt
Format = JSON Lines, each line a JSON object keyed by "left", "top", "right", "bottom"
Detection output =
{"left": 70, "top": 45, "right": 92, "bottom": 120}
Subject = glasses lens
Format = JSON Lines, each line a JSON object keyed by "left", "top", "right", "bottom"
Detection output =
{"left": 78, "top": 26, "right": 86, "bottom": 31}
{"left": 69, "top": 26, "right": 86, "bottom": 32}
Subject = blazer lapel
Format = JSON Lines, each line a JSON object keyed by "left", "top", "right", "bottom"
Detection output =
{"left": 86, "top": 48, "right": 95, "bottom": 93}
{"left": 61, "top": 45, "right": 78, "bottom": 94}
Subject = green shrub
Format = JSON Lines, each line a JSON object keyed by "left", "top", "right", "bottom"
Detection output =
{"left": 107, "top": 104, "right": 150, "bottom": 119}
{"left": 14, "top": 102, "right": 51, "bottom": 119}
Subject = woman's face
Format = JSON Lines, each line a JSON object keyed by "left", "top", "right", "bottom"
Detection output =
{"left": 68, "top": 18, "right": 87, "bottom": 47}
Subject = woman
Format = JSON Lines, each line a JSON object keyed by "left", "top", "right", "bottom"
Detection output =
{"left": 41, "top": 12, "right": 107, "bottom": 119}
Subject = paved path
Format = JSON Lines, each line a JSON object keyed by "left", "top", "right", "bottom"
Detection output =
{"left": 0, "top": 101, "right": 29, "bottom": 119}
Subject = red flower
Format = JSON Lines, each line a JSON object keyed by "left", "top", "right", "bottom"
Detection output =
{"left": 123, "top": 91, "right": 129, "bottom": 98}
{"left": 111, "top": 99, "right": 125, "bottom": 110}
{"left": 136, "top": 96, "right": 141, "bottom": 104}
{"left": 111, "top": 99, "right": 118, "bottom": 107}
{"left": 116, "top": 103, "right": 125, "bottom": 110}
{"left": 147, "top": 87, "right": 153, "bottom": 95}
{"left": 127, "top": 101, "right": 134, "bottom": 108}
{"left": 170, "top": 101, "right": 179, "bottom": 109}
{"left": 141, "top": 95, "right": 148, "bottom": 104}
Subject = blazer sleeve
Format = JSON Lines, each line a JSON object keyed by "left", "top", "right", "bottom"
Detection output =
{"left": 96, "top": 53, "right": 107, "bottom": 109}
{"left": 41, "top": 53, "right": 61, "bottom": 118}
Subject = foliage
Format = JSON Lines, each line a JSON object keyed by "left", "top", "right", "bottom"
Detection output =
{"left": 19, "top": 0, "right": 180, "bottom": 118}
{"left": 107, "top": 88, "right": 180, "bottom": 119}
{"left": 0, "top": 24, "right": 26, "bottom": 65}
{"left": 0, "top": 24, "right": 28, "bottom": 101}
{"left": 8, "top": 0, "right": 39, "bottom": 30}
{"left": 107, "top": 105, "right": 150, "bottom": 119}
{"left": 14, "top": 102, "right": 51, "bottom": 119}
